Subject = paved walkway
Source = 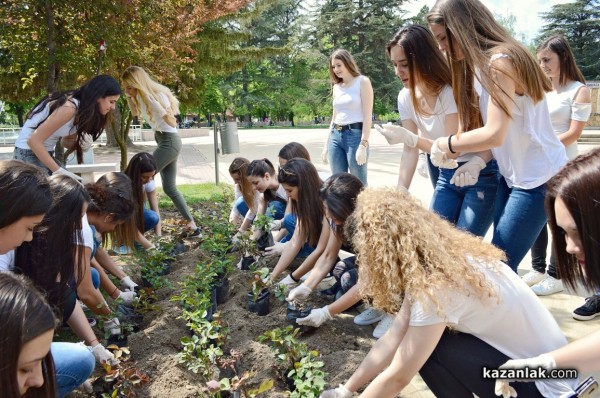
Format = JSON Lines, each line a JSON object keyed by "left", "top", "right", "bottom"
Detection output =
{"left": 2, "top": 129, "right": 600, "bottom": 396}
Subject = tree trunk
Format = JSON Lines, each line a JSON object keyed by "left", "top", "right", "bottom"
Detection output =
{"left": 44, "top": 0, "right": 59, "bottom": 93}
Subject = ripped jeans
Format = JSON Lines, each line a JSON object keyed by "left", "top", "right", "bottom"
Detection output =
{"left": 430, "top": 159, "right": 498, "bottom": 237}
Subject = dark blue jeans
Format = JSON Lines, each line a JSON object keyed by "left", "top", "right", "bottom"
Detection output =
{"left": 426, "top": 154, "right": 440, "bottom": 189}
{"left": 430, "top": 160, "right": 498, "bottom": 238}
{"left": 492, "top": 177, "right": 548, "bottom": 272}
{"left": 143, "top": 208, "right": 160, "bottom": 232}
{"left": 280, "top": 213, "right": 314, "bottom": 257}
{"left": 531, "top": 224, "right": 558, "bottom": 278}
{"left": 328, "top": 126, "right": 368, "bottom": 186}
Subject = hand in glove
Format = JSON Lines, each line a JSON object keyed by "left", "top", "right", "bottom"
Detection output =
{"left": 53, "top": 167, "right": 83, "bottom": 182}
{"left": 103, "top": 317, "right": 121, "bottom": 335}
{"left": 430, "top": 138, "right": 458, "bottom": 169}
{"left": 417, "top": 153, "right": 429, "bottom": 178}
{"left": 320, "top": 384, "right": 353, "bottom": 398}
{"left": 287, "top": 283, "right": 312, "bottom": 302}
{"left": 450, "top": 156, "right": 487, "bottom": 187}
{"left": 321, "top": 143, "right": 329, "bottom": 165}
{"left": 355, "top": 143, "right": 368, "bottom": 166}
{"left": 89, "top": 343, "right": 119, "bottom": 366}
{"left": 494, "top": 354, "right": 556, "bottom": 398}
{"left": 278, "top": 274, "right": 298, "bottom": 288}
{"left": 118, "top": 290, "right": 137, "bottom": 305}
{"left": 269, "top": 219, "right": 282, "bottom": 231}
{"left": 80, "top": 133, "right": 94, "bottom": 151}
{"left": 120, "top": 276, "right": 138, "bottom": 292}
{"left": 297, "top": 306, "right": 333, "bottom": 327}
{"left": 494, "top": 381, "right": 517, "bottom": 398}
{"left": 374, "top": 123, "right": 418, "bottom": 147}
{"left": 264, "top": 241, "right": 286, "bottom": 257}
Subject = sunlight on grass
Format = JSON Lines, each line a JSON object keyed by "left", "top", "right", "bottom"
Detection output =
{"left": 157, "top": 183, "right": 233, "bottom": 208}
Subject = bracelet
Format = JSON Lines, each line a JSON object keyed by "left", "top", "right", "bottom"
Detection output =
{"left": 360, "top": 139, "right": 369, "bottom": 147}
{"left": 447, "top": 135, "right": 456, "bottom": 154}
{"left": 110, "top": 286, "right": 119, "bottom": 299}
{"left": 290, "top": 273, "right": 300, "bottom": 283}
{"left": 87, "top": 338, "right": 99, "bottom": 346}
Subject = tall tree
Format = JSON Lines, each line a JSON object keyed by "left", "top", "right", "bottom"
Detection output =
{"left": 538, "top": 0, "right": 600, "bottom": 80}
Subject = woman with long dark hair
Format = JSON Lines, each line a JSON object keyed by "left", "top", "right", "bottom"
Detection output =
{"left": 14, "top": 75, "right": 121, "bottom": 179}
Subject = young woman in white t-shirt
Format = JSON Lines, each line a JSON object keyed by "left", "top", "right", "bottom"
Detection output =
{"left": 322, "top": 49, "right": 373, "bottom": 186}
{"left": 121, "top": 66, "right": 200, "bottom": 237}
{"left": 14, "top": 75, "right": 121, "bottom": 180}
{"left": 320, "top": 189, "right": 576, "bottom": 398}
{"left": 427, "top": 0, "right": 568, "bottom": 272}
{"left": 377, "top": 25, "right": 498, "bottom": 238}
{"left": 524, "top": 35, "right": 592, "bottom": 296}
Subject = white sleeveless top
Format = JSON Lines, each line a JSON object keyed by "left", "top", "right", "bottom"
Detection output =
{"left": 333, "top": 76, "right": 364, "bottom": 125}
{"left": 477, "top": 54, "right": 567, "bottom": 189}
{"left": 15, "top": 98, "right": 80, "bottom": 151}
{"left": 546, "top": 81, "right": 592, "bottom": 160}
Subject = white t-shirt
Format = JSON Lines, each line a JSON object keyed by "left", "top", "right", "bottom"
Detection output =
{"left": 0, "top": 250, "right": 14, "bottom": 272}
{"left": 15, "top": 98, "right": 80, "bottom": 151}
{"left": 77, "top": 213, "right": 94, "bottom": 250}
{"left": 137, "top": 92, "right": 177, "bottom": 133}
{"left": 477, "top": 54, "right": 567, "bottom": 189}
{"left": 546, "top": 81, "right": 592, "bottom": 160}
{"left": 333, "top": 76, "right": 364, "bottom": 125}
{"left": 409, "top": 258, "right": 576, "bottom": 396}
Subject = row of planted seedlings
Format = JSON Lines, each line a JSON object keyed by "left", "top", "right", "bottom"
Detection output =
{"left": 93, "top": 238, "right": 183, "bottom": 397}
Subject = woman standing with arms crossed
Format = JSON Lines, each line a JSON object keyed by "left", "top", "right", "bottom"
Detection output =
{"left": 121, "top": 66, "right": 200, "bottom": 237}
{"left": 427, "top": 0, "right": 568, "bottom": 272}
{"left": 523, "top": 35, "right": 592, "bottom": 297}
{"left": 322, "top": 49, "right": 373, "bottom": 186}
{"left": 14, "top": 75, "right": 121, "bottom": 180}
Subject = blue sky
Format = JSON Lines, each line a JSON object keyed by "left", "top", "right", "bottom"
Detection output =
{"left": 403, "top": 0, "right": 573, "bottom": 42}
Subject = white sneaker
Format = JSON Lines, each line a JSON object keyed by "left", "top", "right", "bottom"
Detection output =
{"left": 373, "top": 314, "right": 394, "bottom": 338}
{"left": 354, "top": 307, "right": 385, "bottom": 326}
{"left": 521, "top": 271, "right": 546, "bottom": 287}
{"left": 532, "top": 276, "right": 564, "bottom": 296}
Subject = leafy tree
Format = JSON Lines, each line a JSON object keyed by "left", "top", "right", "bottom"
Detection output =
{"left": 538, "top": 0, "right": 600, "bottom": 80}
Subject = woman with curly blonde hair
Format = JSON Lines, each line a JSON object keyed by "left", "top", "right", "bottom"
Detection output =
{"left": 320, "top": 188, "right": 577, "bottom": 398}
{"left": 121, "top": 66, "right": 200, "bottom": 237}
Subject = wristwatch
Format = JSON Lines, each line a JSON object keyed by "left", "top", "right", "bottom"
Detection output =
{"left": 360, "top": 139, "right": 369, "bottom": 147}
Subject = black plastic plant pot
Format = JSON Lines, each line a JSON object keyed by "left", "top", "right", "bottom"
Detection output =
{"left": 172, "top": 240, "right": 187, "bottom": 256}
{"left": 247, "top": 288, "right": 270, "bottom": 316}
{"left": 240, "top": 256, "right": 255, "bottom": 270}
{"left": 106, "top": 333, "right": 128, "bottom": 348}
{"left": 210, "top": 286, "right": 218, "bottom": 314}
{"left": 256, "top": 231, "right": 274, "bottom": 252}
{"left": 284, "top": 372, "right": 296, "bottom": 392}
{"left": 92, "top": 376, "right": 117, "bottom": 398}
{"left": 215, "top": 277, "right": 229, "bottom": 304}
{"left": 159, "top": 262, "right": 172, "bottom": 274}
{"left": 286, "top": 303, "right": 316, "bottom": 336}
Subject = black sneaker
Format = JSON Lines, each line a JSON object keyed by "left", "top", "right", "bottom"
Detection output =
{"left": 572, "top": 296, "right": 600, "bottom": 321}
{"left": 187, "top": 227, "right": 202, "bottom": 239}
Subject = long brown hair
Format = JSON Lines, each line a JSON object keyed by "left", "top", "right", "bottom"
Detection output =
{"left": 229, "top": 157, "right": 256, "bottom": 214}
{"left": 124, "top": 152, "right": 158, "bottom": 233}
{"left": 329, "top": 49, "right": 361, "bottom": 85}
{"left": 428, "top": 0, "right": 551, "bottom": 132}
{"left": 537, "top": 35, "right": 586, "bottom": 87}
{"left": 386, "top": 25, "right": 452, "bottom": 117}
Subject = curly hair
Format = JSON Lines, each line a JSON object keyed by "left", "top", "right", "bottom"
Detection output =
{"left": 347, "top": 188, "right": 504, "bottom": 314}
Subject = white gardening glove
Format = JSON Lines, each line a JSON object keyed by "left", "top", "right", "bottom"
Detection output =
{"left": 118, "top": 290, "right": 137, "bottom": 305}
{"left": 355, "top": 143, "right": 367, "bottom": 166}
{"left": 232, "top": 231, "right": 242, "bottom": 245}
{"left": 321, "top": 143, "right": 329, "bottom": 165}
{"left": 320, "top": 384, "right": 353, "bottom": 398}
{"left": 278, "top": 274, "right": 298, "bottom": 289}
{"left": 287, "top": 283, "right": 312, "bottom": 302}
{"left": 78, "top": 380, "right": 93, "bottom": 393}
{"left": 374, "top": 123, "right": 418, "bottom": 147}
{"left": 120, "top": 276, "right": 138, "bottom": 292}
{"left": 80, "top": 133, "right": 94, "bottom": 151}
{"left": 297, "top": 306, "right": 333, "bottom": 327}
{"left": 417, "top": 152, "right": 429, "bottom": 178}
{"left": 89, "top": 343, "right": 119, "bottom": 366}
{"left": 269, "top": 219, "right": 282, "bottom": 231}
{"left": 264, "top": 241, "right": 286, "bottom": 257}
{"left": 430, "top": 138, "right": 458, "bottom": 169}
{"left": 103, "top": 317, "right": 121, "bottom": 335}
{"left": 53, "top": 167, "right": 83, "bottom": 182}
{"left": 450, "top": 156, "right": 487, "bottom": 187}
{"left": 494, "top": 381, "right": 517, "bottom": 398}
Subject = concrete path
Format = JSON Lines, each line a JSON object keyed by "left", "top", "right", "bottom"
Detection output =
{"left": 2, "top": 128, "right": 600, "bottom": 396}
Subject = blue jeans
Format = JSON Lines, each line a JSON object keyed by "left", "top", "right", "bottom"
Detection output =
{"left": 328, "top": 127, "right": 368, "bottom": 186}
{"left": 430, "top": 160, "right": 498, "bottom": 237}
{"left": 13, "top": 147, "right": 55, "bottom": 174}
{"left": 492, "top": 177, "right": 548, "bottom": 272}
{"left": 234, "top": 196, "right": 249, "bottom": 217}
{"left": 266, "top": 199, "right": 286, "bottom": 220}
{"left": 531, "top": 224, "right": 558, "bottom": 278}
{"left": 426, "top": 154, "right": 440, "bottom": 189}
{"left": 280, "top": 213, "right": 314, "bottom": 257}
{"left": 52, "top": 342, "right": 95, "bottom": 397}
{"left": 143, "top": 208, "right": 160, "bottom": 232}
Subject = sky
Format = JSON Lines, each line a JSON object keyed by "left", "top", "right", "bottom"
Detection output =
{"left": 403, "top": 0, "right": 573, "bottom": 43}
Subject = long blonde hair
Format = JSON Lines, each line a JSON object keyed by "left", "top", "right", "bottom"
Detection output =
{"left": 427, "top": 0, "right": 551, "bottom": 132}
{"left": 346, "top": 188, "right": 504, "bottom": 314}
{"left": 121, "top": 66, "right": 180, "bottom": 127}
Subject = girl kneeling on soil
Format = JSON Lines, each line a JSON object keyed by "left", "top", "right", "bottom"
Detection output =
{"left": 0, "top": 273, "right": 58, "bottom": 398}
{"left": 229, "top": 157, "right": 259, "bottom": 240}
{"left": 267, "top": 159, "right": 324, "bottom": 282}
{"left": 123, "top": 152, "right": 162, "bottom": 250}
{"left": 496, "top": 148, "right": 600, "bottom": 395}
{"left": 319, "top": 188, "right": 576, "bottom": 398}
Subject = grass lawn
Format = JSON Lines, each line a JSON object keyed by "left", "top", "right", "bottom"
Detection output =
{"left": 156, "top": 183, "right": 232, "bottom": 208}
